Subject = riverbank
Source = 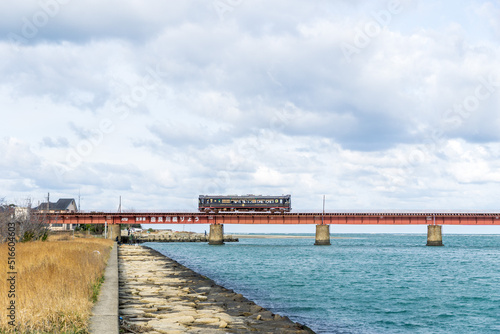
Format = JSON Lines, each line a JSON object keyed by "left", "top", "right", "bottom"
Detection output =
{"left": 0, "top": 238, "right": 112, "bottom": 333}
{"left": 122, "top": 230, "right": 238, "bottom": 243}
{"left": 119, "top": 245, "right": 315, "bottom": 333}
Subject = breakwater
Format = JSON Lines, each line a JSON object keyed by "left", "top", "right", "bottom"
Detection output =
{"left": 118, "top": 245, "right": 314, "bottom": 333}
{"left": 122, "top": 232, "right": 238, "bottom": 243}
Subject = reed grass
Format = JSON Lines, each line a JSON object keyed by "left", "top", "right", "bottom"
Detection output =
{"left": 0, "top": 237, "right": 113, "bottom": 333}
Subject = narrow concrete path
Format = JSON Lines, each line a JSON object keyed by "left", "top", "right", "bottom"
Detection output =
{"left": 89, "top": 242, "right": 119, "bottom": 334}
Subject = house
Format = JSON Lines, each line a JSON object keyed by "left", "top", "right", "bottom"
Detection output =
{"left": 35, "top": 198, "right": 78, "bottom": 213}
{"left": 35, "top": 198, "right": 78, "bottom": 231}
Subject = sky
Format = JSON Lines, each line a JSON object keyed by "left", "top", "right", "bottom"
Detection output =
{"left": 1, "top": 0, "right": 500, "bottom": 234}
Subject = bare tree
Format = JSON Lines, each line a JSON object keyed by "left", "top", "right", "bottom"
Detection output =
{"left": 0, "top": 198, "right": 49, "bottom": 242}
{"left": 0, "top": 197, "right": 8, "bottom": 241}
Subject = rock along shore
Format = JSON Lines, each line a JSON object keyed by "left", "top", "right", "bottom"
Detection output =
{"left": 121, "top": 231, "right": 238, "bottom": 243}
{"left": 119, "top": 245, "right": 315, "bottom": 334}
{"left": 121, "top": 235, "right": 239, "bottom": 243}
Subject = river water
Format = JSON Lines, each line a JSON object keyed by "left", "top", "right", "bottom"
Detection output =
{"left": 146, "top": 234, "right": 499, "bottom": 333}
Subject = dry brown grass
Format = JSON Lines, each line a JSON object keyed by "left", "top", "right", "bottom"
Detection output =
{"left": 0, "top": 237, "right": 113, "bottom": 333}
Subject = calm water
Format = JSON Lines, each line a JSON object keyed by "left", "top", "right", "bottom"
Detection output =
{"left": 146, "top": 234, "right": 500, "bottom": 333}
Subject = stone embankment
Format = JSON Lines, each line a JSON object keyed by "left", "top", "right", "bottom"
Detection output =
{"left": 119, "top": 245, "right": 315, "bottom": 334}
{"left": 122, "top": 231, "right": 238, "bottom": 243}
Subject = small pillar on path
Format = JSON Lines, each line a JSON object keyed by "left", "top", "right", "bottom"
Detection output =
{"left": 209, "top": 224, "right": 224, "bottom": 245}
{"left": 426, "top": 225, "right": 443, "bottom": 246}
{"left": 314, "top": 224, "right": 331, "bottom": 246}
{"left": 109, "top": 224, "right": 121, "bottom": 242}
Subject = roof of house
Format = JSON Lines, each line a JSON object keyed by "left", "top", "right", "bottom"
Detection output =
{"left": 36, "top": 198, "right": 76, "bottom": 211}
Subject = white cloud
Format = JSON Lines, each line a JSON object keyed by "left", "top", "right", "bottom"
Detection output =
{"left": 0, "top": 1, "right": 499, "bottom": 234}
{"left": 0, "top": 138, "right": 40, "bottom": 171}
{"left": 474, "top": 1, "right": 500, "bottom": 38}
{"left": 252, "top": 166, "right": 287, "bottom": 186}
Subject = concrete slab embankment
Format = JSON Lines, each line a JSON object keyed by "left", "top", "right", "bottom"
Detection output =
{"left": 121, "top": 234, "right": 238, "bottom": 243}
{"left": 119, "top": 245, "right": 315, "bottom": 333}
{"left": 89, "top": 242, "right": 119, "bottom": 334}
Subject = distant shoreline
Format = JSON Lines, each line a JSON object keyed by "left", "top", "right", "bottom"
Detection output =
{"left": 234, "top": 234, "right": 351, "bottom": 239}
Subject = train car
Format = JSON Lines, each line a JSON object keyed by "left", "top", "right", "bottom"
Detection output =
{"left": 199, "top": 195, "right": 291, "bottom": 213}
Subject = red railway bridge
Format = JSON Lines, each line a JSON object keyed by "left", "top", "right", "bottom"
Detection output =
{"left": 42, "top": 211, "right": 500, "bottom": 246}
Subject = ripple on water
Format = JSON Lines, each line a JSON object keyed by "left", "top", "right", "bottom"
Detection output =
{"left": 147, "top": 234, "right": 500, "bottom": 334}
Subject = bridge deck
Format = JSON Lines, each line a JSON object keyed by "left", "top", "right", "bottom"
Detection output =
{"left": 41, "top": 212, "right": 500, "bottom": 225}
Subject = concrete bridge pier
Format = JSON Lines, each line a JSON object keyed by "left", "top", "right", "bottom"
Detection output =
{"left": 426, "top": 225, "right": 443, "bottom": 246}
{"left": 208, "top": 224, "right": 224, "bottom": 245}
{"left": 314, "top": 224, "right": 331, "bottom": 245}
{"left": 108, "top": 224, "right": 121, "bottom": 242}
